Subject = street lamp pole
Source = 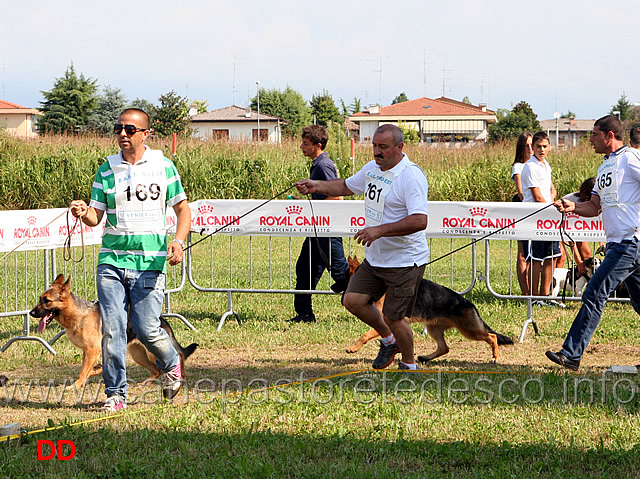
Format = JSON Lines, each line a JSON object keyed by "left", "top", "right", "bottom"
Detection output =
{"left": 256, "top": 81, "right": 261, "bottom": 142}
{"left": 553, "top": 112, "right": 560, "bottom": 150}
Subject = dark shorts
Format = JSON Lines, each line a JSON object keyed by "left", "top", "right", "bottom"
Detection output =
{"left": 520, "top": 240, "right": 561, "bottom": 262}
{"left": 345, "top": 258, "right": 425, "bottom": 321}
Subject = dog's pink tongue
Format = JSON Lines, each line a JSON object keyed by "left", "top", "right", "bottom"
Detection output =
{"left": 37, "top": 313, "right": 52, "bottom": 333}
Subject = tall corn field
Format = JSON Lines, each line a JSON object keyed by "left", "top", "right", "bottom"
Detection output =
{"left": 0, "top": 132, "right": 603, "bottom": 210}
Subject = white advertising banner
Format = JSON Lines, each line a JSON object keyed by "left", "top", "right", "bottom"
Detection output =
{"left": 0, "top": 200, "right": 606, "bottom": 253}
{"left": 0, "top": 208, "right": 106, "bottom": 253}
{"left": 187, "top": 200, "right": 606, "bottom": 241}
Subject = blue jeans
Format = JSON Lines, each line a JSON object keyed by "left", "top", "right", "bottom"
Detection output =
{"left": 97, "top": 264, "right": 179, "bottom": 400}
{"left": 561, "top": 237, "right": 640, "bottom": 361}
{"left": 294, "top": 237, "right": 349, "bottom": 317}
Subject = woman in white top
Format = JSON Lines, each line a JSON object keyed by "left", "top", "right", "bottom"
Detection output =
{"left": 511, "top": 132, "right": 533, "bottom": 295}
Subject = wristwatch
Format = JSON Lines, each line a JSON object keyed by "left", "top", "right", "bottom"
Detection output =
{"left": 172, "top": 239, "right": 185, "bottom": 248}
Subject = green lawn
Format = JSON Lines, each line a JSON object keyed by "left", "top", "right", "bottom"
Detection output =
{"left": 1, "top": 236, "right": 639, "bottom": 478}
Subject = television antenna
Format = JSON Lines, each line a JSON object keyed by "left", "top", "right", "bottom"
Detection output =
{"left": 442, "top": 64, "right": 453, "bottom": 97}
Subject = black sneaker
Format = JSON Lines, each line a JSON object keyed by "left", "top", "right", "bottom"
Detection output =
{"left": 286, "top": 314, "right": 316, "bottom": 323}
{"left": 545, "top": 350, "right": 580, "bottom": 371}
{"left": 372, "top": 341, "right": 400, "bottom": 369}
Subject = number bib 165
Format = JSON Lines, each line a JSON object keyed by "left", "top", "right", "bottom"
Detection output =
{"left": 596, "top": 157, "right": 618, "bottom": 210}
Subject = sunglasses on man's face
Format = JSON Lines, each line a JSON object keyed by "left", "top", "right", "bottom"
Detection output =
{"left": 113, "top": 124, "right": 148, "bottom": 135}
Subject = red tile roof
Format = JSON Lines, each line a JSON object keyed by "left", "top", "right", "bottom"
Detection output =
{"left": 352, "top": 96, "right": 493, "bottom": 118}
{"left": 0, "top": 100, "right": 30, "bottom": 109}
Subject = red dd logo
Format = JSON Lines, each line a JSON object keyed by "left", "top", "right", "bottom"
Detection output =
{"left": 37, "top": 439, "right": 76, "bottom": 460}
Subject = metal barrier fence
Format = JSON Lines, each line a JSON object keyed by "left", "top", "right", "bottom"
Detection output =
{"left": 184, "top": 232, "right": 630, "bottom": 342}
{"left": 0, "top": 240, "right": 192, "bottom": 356}
{"left": 482, "top": 239, "right": 629, "bottom": 341}
{"left": 0, "top": 231, "right": 630, "bottom": 355}
{"left": 184, "top": 234, "right": 479, "bottom": 330}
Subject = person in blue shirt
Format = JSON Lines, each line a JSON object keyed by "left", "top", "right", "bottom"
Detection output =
{"left": 288, "top": 125, "right": 349, "bottom": 323}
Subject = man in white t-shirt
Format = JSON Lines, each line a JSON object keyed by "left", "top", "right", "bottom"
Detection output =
{"left": 295, "top": 124, "right": 429, "bottom": 370}
{"left": 547, "top": 115, "right": 640, "bottom": 371}
{"left": 520, "top": 131, "right": 562, "bottom": 305}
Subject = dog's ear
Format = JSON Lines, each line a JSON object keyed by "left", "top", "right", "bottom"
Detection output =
{"left": 62, "top": 276, "right": 72, "bottom": 294}
{"left": 53, "top": 274, "right": 65, "bottom": 285}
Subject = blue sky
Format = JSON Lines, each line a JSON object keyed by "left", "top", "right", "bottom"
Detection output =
{"left": 3, "top": 0, "right": 639, "bottom": 120}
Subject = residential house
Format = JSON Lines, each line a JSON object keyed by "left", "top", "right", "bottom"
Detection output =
{"left": 189, "top": 105, "right": 283, "bottom": 143}
{"left": 349, "top": 96, "right": 497, "bottom": 145}
{"left": 539, "top": 117, "right": 594, "bottom": 148}
{"left": 0, "top": 100, "right": 40, "bottom": 138}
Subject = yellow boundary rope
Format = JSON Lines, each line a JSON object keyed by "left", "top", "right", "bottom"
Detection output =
{"left": 0, "top": 366, "right": 603, "bottom": 443}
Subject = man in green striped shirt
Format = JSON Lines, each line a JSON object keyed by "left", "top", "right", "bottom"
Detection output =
{"left": 70, "top": 108, "right": 191, "bottom": 412}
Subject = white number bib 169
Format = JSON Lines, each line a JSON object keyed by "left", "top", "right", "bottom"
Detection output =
{"left": 110, "top": 152, "right": 167, "bottom": 232}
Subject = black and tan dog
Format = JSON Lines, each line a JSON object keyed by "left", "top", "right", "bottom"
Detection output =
{"left": 344, "top": 257, "right": 513, "bottom": 363}
{"left": 29, "top": 274, "right": 198, "bottom": 389}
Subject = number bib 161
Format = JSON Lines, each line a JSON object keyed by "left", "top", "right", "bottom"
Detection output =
{"left": 364, "top": 159, "right": 409, "bottom": 227}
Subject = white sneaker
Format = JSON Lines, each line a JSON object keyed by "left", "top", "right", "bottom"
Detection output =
{"left": 162, "top": 363, "right": 183, "bottom": 399}
{"left": 100, "top": 396, "right": 126, "bottom": 412}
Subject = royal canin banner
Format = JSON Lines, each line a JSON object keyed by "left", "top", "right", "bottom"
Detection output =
{"left": 0, "top": 208, "right": 106, "bottom": 253}
{"left": 0, "top": 201, "right": 605, "bottom": 253}
{"left": 187, "top": 200, "right": 606, "bottom": 241}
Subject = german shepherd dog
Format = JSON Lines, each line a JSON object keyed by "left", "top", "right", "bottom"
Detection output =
{"left": 344, "top": 257, "right": 513, "bottom": 363}
{"left": 29, "top": 274, "right": 198, "bottom": 389}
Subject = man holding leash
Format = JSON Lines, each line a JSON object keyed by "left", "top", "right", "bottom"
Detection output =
{"left": 70, "top": 108, "right": 191, "bottom": 411}
{"left": 296, "top": 124, "right": 429, "bottom": 370}
{"left": 547, "top": 115, "right": 640, "bottom": 371}
{"left": 288, "top": 125, "right": 349, "bottom": 323}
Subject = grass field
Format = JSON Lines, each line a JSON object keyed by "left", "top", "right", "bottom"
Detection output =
{"left": 0, "top": 135, "right": 638, "bottom": 478}
{"left": 1, "top": 235, "right": 639, "bottom": 478}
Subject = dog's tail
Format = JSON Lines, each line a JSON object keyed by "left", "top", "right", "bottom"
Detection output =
{"left": 474, "top": 305, "right": 514, "bottom": 345}
{"left": 180, "top": 342, "right": 199, "bottom": 360}
{"left": 484, "top": 321, "right": 514, "bottom": 345}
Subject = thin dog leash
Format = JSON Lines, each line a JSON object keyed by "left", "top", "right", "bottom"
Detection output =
{"left": 0, "top": 208, "right": 71, "bottom": 263}
{"left": 305, "top": 198, "right": 560, "bottom": 269}
{"left": 59, "top": 185, "right": 298, "bottom": 264}
{"left": 183, "top": 184, "right": 298, "bottom": 252}
{"left": 305, "top": 196, "right": 342, "bottom": 276}
{"left": 424, "top": 202, "right": 559, "bottom": 267}
{"left": 63, "top": 209, "right": 85, "bottom": 262}
{"left": 558, "top": 211, "right": 576, "bottom": 247}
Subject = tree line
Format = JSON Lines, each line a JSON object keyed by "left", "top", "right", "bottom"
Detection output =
{"left": 36, "top": 64, "right": 638, "bottom": 141}
{"left": 37, "top": 64, "right": 366, "bottom": 138}
{"left": 487, "top": 93, "right": 640, "bottom": 143}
